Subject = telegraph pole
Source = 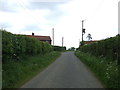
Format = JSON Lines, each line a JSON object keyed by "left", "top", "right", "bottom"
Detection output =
{"left": 82, "top": 20, "right": 84, "bottom": 42}
{"left": 62, "top": 37, "right": 64, "bottom": 47}
{"left": 81, "top": 20, "right": 86, "bottom": 42}
{"left": 81, "top": 20, "right": 86, "bottom": 46}
{"left": 52, "top": 28, "right": 54, "bottom": 46}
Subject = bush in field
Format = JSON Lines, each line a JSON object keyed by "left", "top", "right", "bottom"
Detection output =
{"left": 79, "top": 35, "right": 120, "bottom": 62}
{"left": 2, "top": 30, "right": 52, "bottom": 63}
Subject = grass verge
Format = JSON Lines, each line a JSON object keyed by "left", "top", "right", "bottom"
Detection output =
{"left": 75, "top": 51, "right": 119, "bottom": 88}
{"left": 2, "top": 51, "right": 61, "bottom": 88}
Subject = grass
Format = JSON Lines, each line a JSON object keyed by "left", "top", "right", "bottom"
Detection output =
{"left": 0, "top": 63, "right": 2, "bottom": 89}
{"left": 2, "top": 51, "right": 61, "bottom": 88}
{"left": 75, "top": 51, "right": 119, "bottom": 88}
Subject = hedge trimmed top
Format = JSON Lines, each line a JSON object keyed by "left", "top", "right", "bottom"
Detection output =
{"left": 2, "top": 30, "right": 52, "bottom": 63}
{"left": 78, "top": 34, "right": 120, "bottom": 63}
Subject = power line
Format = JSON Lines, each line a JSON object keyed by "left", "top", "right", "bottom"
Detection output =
{"left": 88, "top": 0, "right": 105, "bottom": 21}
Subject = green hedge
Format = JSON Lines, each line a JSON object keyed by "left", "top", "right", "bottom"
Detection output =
{"left": 79, "top": 35, "right": 120, "bottom": 62}
{"left": 75, "top": 51, "right": 119, "bottom": 88}
{"left": 2, "top": 51, "right": 60, "bottom": 88}
{"left": 53, "top": 46, "right": 66, "bottom": 52}
{"left": 2, "top": 30, "right": 52, "bottom": 63}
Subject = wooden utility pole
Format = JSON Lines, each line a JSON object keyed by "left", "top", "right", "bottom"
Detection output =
{"left": 81, "top": 20, "right": 86, "bottom": 42}
{"left": 62, "top": 37, "right": 64, "bottom": 47}
{"left": 82, "top": 20, "right": 84, "bottom": 42}
{"left": 52, "top": 28, "right": 54, "bottom": 46}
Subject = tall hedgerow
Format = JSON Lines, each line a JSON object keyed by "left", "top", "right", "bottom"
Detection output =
{"left": 79, "top": 35, "right": 120, "bottom": 62}
{"left": 41, "top": 42, "right": 52, "bottom": 55}
{"left": 2, "top": 30, "right": 52, "bottom": 63}
{"left": 76, "top": 35, "right": 120, "bottom": 88}
{"left": 2, "top": 30, "right": 14, "bottom": 63}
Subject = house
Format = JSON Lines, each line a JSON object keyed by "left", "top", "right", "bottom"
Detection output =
{"left": 26, "top": 33, "right": 52, "bottom": 44}
{"left": 84, "top": 40, "right": 98, "bottom": 45}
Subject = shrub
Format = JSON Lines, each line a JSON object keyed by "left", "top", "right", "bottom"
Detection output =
{"left": 79, "top": 35, "right": 120, "bottom": 62}
{"left": 75, "top": 51, "right": 119, "bottom": 88}
{"left": 53, "top": 46, "right": 66, "bottom": 52}
{"left": 2, "top": 30, "right": 53, "bottom": 63}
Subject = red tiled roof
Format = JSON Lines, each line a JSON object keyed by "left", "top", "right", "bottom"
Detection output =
{"left": 84, "top": 40, "right": 98, "bottom": 44}
{"left": 26, "top": 35, "right": 51, "bottom": 41}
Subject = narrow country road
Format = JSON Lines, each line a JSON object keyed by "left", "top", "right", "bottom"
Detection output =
{"left": 21, "top": 51, "right": 104, "bottom": 88}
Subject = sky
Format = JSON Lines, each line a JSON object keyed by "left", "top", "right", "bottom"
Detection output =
{"left": 0, "top": 0, "right": 119, "bottom": 49}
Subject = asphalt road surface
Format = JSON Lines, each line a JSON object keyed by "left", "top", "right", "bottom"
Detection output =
{"left": 21, "top": 51, "right": 104, "bottom": 88}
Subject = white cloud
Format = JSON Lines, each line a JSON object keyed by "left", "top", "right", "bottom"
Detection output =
{"left": 52, "top": 0, "right": 119, "bottom": 48}
{"left": 0, "top": 6, "right": 52, "bottom": 33}
{"left": 0, "top": 0, "right": 119, "bottom": 48}
{"left": 30, "top": 0, "right": 70, "bottom": 2}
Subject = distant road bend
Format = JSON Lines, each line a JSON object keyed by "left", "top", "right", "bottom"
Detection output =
{"left": 22, "top": 51, "right": 104, "bottom": 88}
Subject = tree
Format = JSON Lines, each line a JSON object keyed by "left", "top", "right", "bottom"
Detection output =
{"left": 86, "top": 33, "right": 92, "bottom": 41}
{"left": 68, "top": 47, "right": 75, "bottom": 51}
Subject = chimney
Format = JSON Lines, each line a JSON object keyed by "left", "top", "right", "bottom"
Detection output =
{"left": 32, "top": 32, "right": 34, "bottom": 36}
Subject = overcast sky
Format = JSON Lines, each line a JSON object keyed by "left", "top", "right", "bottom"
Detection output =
{"left": 0, "top": 0, "right": 119, "bottom": 49}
